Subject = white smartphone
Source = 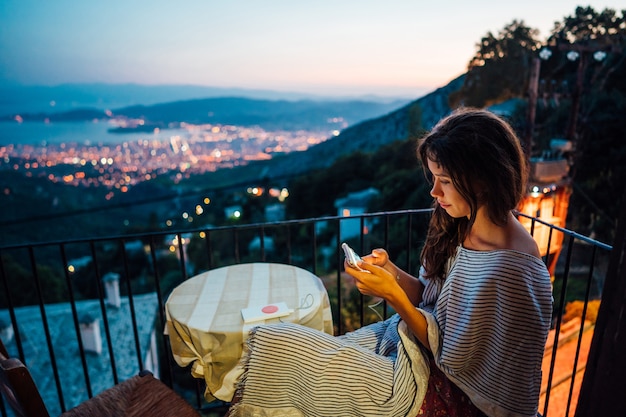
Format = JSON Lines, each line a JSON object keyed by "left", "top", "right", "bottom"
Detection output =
{"left": 342, "top": 243, "right": 369, "bottom": 272}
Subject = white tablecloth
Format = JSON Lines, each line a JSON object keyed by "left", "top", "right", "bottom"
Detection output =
{"left": 164, "top": 263, "right": 333, "bottom": 402}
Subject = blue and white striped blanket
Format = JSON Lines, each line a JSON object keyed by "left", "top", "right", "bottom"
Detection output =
{"left": 230, "top": 314, "right": 431, "bottom": 417}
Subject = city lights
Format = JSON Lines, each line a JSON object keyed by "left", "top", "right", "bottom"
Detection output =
{"left": 0, "top": 122, "right": 331, "bottom": 192}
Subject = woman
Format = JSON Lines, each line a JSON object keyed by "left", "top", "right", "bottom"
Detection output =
{"left": 229, "top": 108, "right": 553, "bottom": 417}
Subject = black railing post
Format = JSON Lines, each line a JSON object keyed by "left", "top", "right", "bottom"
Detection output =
{"left": 234, "top": 229, "right": 240, "bottom": 263}
{"left": 565, "top": 245, "right": 597, "bottom": 416}
{"left": 259, "top": 226, "right": 266, "bottom": 262}
{"left": 335, "top": 218, "right": 342, "bottom": 335}
{"left": 382, "top": 214, "right": 391, "bottom": 320}
{"left": 285, "top": 225, "right": 292, "bottom": 265}
{"left": 89, "top": 241, "right": 119, "bottom": 384}
{"left": 311, "top": 222, "right": 318, "bottom": 276}
{"left": 28, "top": 246, "right": 66, "bottom": 412}
{"left": 149, "top": 237, "right": 176, "bottom": 386}
{"left": 59, "top": 243, "right": 93, "bottom": 399}
{"left": 204, "top": 229, "right": 214, "bottom": 271}
{"left": 120, "top": 239, "right": 143, "bottom": 371}
{"left": 543, "top": 234, "right": 575, "bottom": 417}
{"left": 358, "top": 216, "right": 366, "bottom": 328}
{"left": 576, "top": 188, "right": 626, "bottom": 416}
{"left": 0, "top": 249, "right": 24, "bottom": 361}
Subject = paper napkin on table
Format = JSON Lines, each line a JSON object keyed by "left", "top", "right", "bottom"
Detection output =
{"left": 241, "top": 302, "right": 294, "bottom": 323}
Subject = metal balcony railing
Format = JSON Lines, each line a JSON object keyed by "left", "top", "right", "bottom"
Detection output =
{"left": 0, "top": 209, "right": 612, "bottom": 417}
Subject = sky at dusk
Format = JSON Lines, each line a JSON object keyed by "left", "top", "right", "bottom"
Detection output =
{"left": 0, "top": 1, "right": 623, "bottom": 98}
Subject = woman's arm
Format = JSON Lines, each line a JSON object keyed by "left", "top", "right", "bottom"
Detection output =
{"left": 345, "top": 250, "right": 430, "bottom": 350}
{"left": 386, "top": 289, "right": 431, "bottom": 350}
{"left": 392, "top": 265, "right": 424, "bottom": 307}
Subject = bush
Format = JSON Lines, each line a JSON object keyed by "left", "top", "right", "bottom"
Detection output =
{"left": 562, "top": 299, "right": 601, "bottom": 324}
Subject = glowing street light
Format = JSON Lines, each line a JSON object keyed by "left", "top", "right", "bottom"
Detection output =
{"left": 539, "top": 47, "right": 552, "bottom": 61}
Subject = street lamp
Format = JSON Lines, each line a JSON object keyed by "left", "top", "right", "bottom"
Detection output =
{"left": 593, "top": 51, "right": 607, "bottom": 61}
{"left": 556, "top": 43, "right": 610, "bottom": 140}
{"left": 539, "top": 47, "right": 553, "bottom": 60}
{"left": 529, "top": 43, "right": 612, "bottom": 145}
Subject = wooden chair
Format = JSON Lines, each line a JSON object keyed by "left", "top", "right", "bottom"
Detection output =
{"left": 0, "top": 338, "right": 201, "bottom": 417}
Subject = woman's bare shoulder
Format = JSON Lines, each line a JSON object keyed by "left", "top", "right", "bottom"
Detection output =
{"left": 508, "top": 219, "right": 541, "bottom": 258}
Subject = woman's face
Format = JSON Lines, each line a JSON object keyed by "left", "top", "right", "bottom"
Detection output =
{"left": 427, "top": 158, "right": 471, "bottom": 219}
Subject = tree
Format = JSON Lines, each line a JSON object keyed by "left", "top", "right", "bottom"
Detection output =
{"left": 0, "top": 254, "right": 66, "bottom": 307}
{"left": 285, "top": 151, "right": 377, "bottom": 220}
{"left": 550, "top": 6, "right": 625, "bottom": 45}
{"left": 452, "top": 20, "right": 541, "bottom": 108}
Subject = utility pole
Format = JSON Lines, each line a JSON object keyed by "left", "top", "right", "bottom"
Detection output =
{"left": 524, "top": 57, "right": 541, "bottom": 159}
{"left": 558, "top": 44, "right": 593, "bottom": 142}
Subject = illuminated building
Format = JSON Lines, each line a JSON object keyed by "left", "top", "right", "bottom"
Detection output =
{"left": 518, "top": 139, "right": 572, "bottom": 276}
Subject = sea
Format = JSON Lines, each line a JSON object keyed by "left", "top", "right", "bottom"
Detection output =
{"left": 0, "top": 120, "right": 188, "bottom": 147}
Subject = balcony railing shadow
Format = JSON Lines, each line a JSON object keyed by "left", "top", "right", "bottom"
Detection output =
{"left": 0, "top": 209, "right": 612, "bottom": 417}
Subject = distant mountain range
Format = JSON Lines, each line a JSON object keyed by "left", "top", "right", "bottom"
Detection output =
{"left": 0, "top": 85, "right": 413, "bottom": 133}
{"left": 0, "top": 83, "right": 415, "bottom": 116}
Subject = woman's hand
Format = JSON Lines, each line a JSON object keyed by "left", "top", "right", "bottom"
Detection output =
{"left": 363, "top": 248, "right": 397, "bottom": 277}
{"left": 345, "top": 247, "right": 424, "bottom": 307}
{"left": 344, "top": 260, "right": 395, "bottom": 300}
{"left": 344, "top": 248, "right": 430, "bottom": 349}
{"left": 344, "top": 248, "right": 400, "bottom": 301}
{"left": 343, "top": 249, "right": 430, "bottom": 350}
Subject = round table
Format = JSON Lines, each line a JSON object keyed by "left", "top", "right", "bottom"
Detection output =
{"left": 164, "top": 263, "right": 334, "bottom": 402}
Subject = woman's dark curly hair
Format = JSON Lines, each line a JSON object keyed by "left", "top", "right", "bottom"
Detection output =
{"left": 417, "top": 107, "right": 528, "bottom": 280}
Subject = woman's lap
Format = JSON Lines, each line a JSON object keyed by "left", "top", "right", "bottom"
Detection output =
{"left": 230, "top": 320, "right": 484, "bottom": 416}
{"left": 417, "top": 354, "right": 484, "bottom": 417}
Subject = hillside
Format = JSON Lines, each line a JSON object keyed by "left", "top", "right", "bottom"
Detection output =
{"left": 286, "top": 75, "right": 465, "bottom": 173}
